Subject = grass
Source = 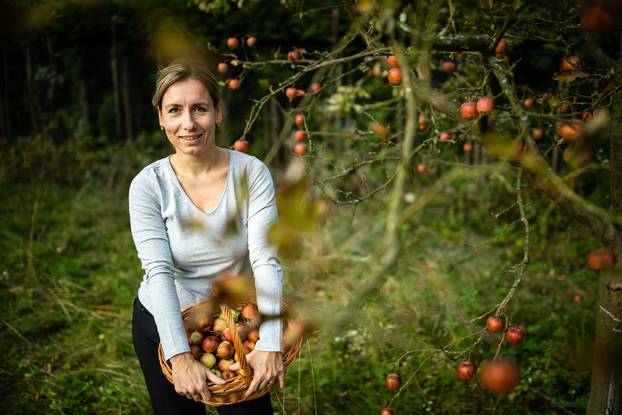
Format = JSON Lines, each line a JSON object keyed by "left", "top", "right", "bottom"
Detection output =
{"left": 0, "top": 136, "right": 595, "bottom": 414}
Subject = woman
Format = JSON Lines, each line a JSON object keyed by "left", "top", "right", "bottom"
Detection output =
{"left": 129, "top": 57, "right": 284, "bottom": 415}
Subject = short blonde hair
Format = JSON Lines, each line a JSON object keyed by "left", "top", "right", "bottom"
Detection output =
{"left": 151, "top": 58, "right": 222, "bottom": 112}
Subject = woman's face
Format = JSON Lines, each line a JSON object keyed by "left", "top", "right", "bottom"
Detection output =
{"left": 158, "top": 78, "right": 222, "bottom": 156}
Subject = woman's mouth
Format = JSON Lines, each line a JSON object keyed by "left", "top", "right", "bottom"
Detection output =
{"left": 179, "top": 134, "right": 201, "bottom": 143}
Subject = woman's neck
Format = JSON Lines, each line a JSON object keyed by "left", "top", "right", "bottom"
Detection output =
{"left": 171, "top": 146, "right": 227, "bottom": 178}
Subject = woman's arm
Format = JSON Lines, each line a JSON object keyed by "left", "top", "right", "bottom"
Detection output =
{"left": 245, "top": 158, "right": 283, "bottom": 351}
{"left": 128, "top": 171, "right": 190, "bottom": 361}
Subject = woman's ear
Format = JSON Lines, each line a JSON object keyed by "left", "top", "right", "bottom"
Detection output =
{"left": 157, "top": 107, "right": 164, "bottom": 129}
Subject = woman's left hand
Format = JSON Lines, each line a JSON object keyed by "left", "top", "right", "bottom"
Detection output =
{"left": 229, "top": 350, "right": 284, "bottom": 397}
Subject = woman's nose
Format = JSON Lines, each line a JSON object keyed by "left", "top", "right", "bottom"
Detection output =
{"left": 181, "top": 110, "right": 196, "bottom": 130}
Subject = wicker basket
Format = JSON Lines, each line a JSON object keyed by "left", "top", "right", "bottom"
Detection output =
{"left": 157, "top": 294, "right": 303, "bottom": 406}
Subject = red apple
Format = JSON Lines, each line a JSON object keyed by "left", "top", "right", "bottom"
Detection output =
{"left": 505, "top": 327, "right": 525, "bottom": 345}
{"left": 587, "top": 249, "right": 616, "bottom": 270}
{"left": 441, "top": 61, "right": 456, "bottom": 73}
{"left": 228, "top": 78, "right": 240, "bottom": 90}
{"left": 531, "top": 128, "right": 543, "bottom": 140}
{"left": 288, "top": 50, "right": 300, "bottom": 62}
{"left": 246, "top": 36, "right": 257, "bottom": 47}
{"left": 463, "top": 142, "right": 473, "bottom": 153}
{"left": 387, "top": 68, "right": 402, "bottom": 85}
{"left": 294, "top": 143, "right": 307, "bottom": 155}
{"left": 556, "top": 121, "right": 584, "bottom": 140}
{"left": 294, "top": 130, "right": 307, "bottom": 142}
{"left": 202, "top": 335, "right": 219, "bottom": 353}
{"left": 486, "top": 316, "right": 504, "bottom": 333}
{"left": 480, "top": 358, "right": 520, "bottom": 395}
{"left": 232, "top": 139, "right": 249, "bottom": 153}
{"left": 385, "top": 373, "right": 400, "bottom": 390}
{"left": 439, "top": 132, "right": 451, "bottom": 142}
{"left": 294, "top": 114, "right": 305, "bottom": 128}
{"left": 247, "top": 329, "right": 259, "bottom": 342}
{"left": 221, "top": 370, "right": 236, "bottom": 380}
{"left": 243, "top": 339, "right": 256, "bottom": 353}
{"left": 460, "top": 102, "right": 478, "bottom": 120}
{"left": 562, "top": 56, "right": 582, "bottom": 71}
{"left": 217, "top": 358, "right": 234, "bottom": 372}
{"left": 285, "top": 87, "right": 298, "bottom": 100}
{"left": 241, "top": 304, "right": 256, "bottom": 320}
{"left": 476, "top": 97, "right": 494, "bottom": 114}
{"left": 495, "top": 38, "right": 507, "bottom": 56}
{"left": 217, "top": 341, "right": 233, "bottom": 359}
{"left": 457, "top": 360, "right": 476, "bottom": 380}
{"left": 222, "top": 327, "right": 233, "bottom": 342}
{"left": 380, "top": 408, "right": 393, "bottom": 415}
{"left": 417, "top": 163, "right": 426, "bottom": 173}
{"left": 217, "top": 62, "right": 228, "bottom": 74}
{"left": 226, "top": 37, "right": 239, "bottom": 49}
{"left": 523, "top": 98, "right": 534, "bottom": 109}
{"left": 310, "top": 82, "right": 322, "bottom": 94}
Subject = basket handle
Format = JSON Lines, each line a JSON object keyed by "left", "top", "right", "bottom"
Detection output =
{"left": 220, "top": 304, "right": 252, "bottom": 388}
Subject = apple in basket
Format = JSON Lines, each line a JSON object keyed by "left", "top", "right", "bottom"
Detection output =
{"left": 222, "top": 370, "right": 236, "bottom": 380}
{"left": 213, "top": 318, "right": 228, "bottom": 333}
{"left": 243, "top": 340, "right": 256, "bottom": 354}
{"left": 241, "top": 304, "right": 256, "bottom": 320}
{"left": 202, "top": 336, "right": 219, "bottom": 353}
{"left": 247, "top": 329, "right": 259, "bottom": 342}
{"left": 190, "top": 331, "right": 203, "bottom": 346}
{"left": 200, "top": 353, "right": 216, "bottom": 369}
{"left": 217, "top": 358, "right": 235, "bottom": 372}
{"left": 222, "top": 327, "right": 233, "bottom": 342}
{"left": 217, "top": 341, "right": 233, "bottom": 359}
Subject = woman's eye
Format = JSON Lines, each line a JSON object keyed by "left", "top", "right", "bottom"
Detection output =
{"left": 194, "top": 106, "right": 208, "bottom": 112}
{"left": 168, "top": 107, "right": 180, "bottom": 114}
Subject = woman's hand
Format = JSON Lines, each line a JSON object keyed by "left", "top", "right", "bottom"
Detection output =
{"left": 170, "top": 352, "right": 226, "bottom": 402}
{"left": 229, "top": 350, "right": 284, "bottom": 397}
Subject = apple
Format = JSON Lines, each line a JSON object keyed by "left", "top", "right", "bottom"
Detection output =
{"left": 562, "top": 56, "right": 582, "bottom": 71}
{"left": 439, "top": 132, "right": 451, "bottom": 142}
{"left": 217, "top": 63, "right": 228, "bottom": 74}
{"left": 385, "top": 373, "right": 400, "bottom": 390}
{"left": 418, "top": 114, "right": 427, "bottom": 130}
{"left": 243, "top": 339, "right": 256, "bottom": 353}
{"left": 463, "top": 142, "right": 473, "bottom": 153}
{"left": 476, "top": 97, "right": 494, "bottom": 114}
{"left": 246, "top": 36, "right": 257, "bottom": 47}
{"left": 387, "top": 68, "right": 402, "bottom": 85}
{"left": 371, "top": 64, "right": 382, "bottom": 77}
{"left": 241, "top": 304, "right": 256, "bottom": 320}
{"left": 202, "top": 335, "right": 219, "bottom": 353}
{"left": 222, "top": 327, "right": 233, "bottom": 342}
{"left": 558, "top": 103, "right": 570, "bottom": 114}
{"left": 236, "top": 322, "right": 248, "bottom": 341}
{"left": 294, "top": 130, "right": 307, "bottom": 142}
{"left": 228, "top": 79, "right": 240, "bottom": 90}
{"left": 294, "top": 114, "right": 305, "bottom": 128}
{"left": 495, "top": 38, "right": 507, "bottom": 56}
{"left": 217, "top": 341, "right": 233, "bottom": 359}
{"left": 210, "top": 368, "right": 222, "bottom": 378}
{"left": 480, "top": 358, "right": 520, "bottom": 395}
{"left": 523, "top": 98, "right": 534, "bottom": 109}
{"left": 247, "top": 329, "right": 260, "bottom": 342}
{"left": 486, "top": 316, "right": 504, "bottom": 333}
{"left": 232, "top": 139, "right": 249, "bottom": 153}
{"left": 417, "top": 163, "right": 426, "bottom": 173}
{"left": 531, "top": 128, "right": 543, "bottom": 140}
{"left": 587, "top": 249, "right": 616, "bottom": 270}
{"left": 380, "top": 408, "right": 393, "bottom": 415}
{"left": 226, "top": 37, "right": 239, "bottom": 49}
{"left": 200, "top": 353, "right": 216, "bottom": 369}
{"left": 288, "top": 50, "right": 300, "bottom": 62}
{"left": 285, "top": 87, "right": 298, "bottom": 100}
{"left": 441, "top": 61, "right": 456, "bottom": 73}
{"left": 217, "top": 358, "right": 234, "bottom": 372}
{"left": 460, "top": 102, "right": 478, "bottom": 120}
{"left": 310, "top": 82, "right": 322, "bottom": 94}
{"left": 213, "top": 317, "right": 228, "bottom": 333}
{"left": 190, "top": 331, "right": 203, "bottom": 346}
{"left": 556, "top": 121, "right": 584, "bottom": 140}
{"left": 294, "top": 143, "right": 308, "bottom": 155}
{"left": 457, "top": 360, "right": 476, "bottom": 380}
{"left": 505, "top": 327, "right": 525, "bottom": 345}
{"left": 387, "top": 55, "right": 398, "bottom": 68}
{"left": 222, "top": 370, "right": 236, "bottom": 380}
{"left": 574, "top": 294, "right": 583, "bottom": 303}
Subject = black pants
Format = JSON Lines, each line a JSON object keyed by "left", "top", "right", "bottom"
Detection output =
{"left": 131, "top": 296, "right": 273, "bottom": 415}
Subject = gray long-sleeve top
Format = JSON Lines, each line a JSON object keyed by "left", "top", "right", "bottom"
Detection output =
{"left": 128, "top": 148, "right": 283, "bottom": 361}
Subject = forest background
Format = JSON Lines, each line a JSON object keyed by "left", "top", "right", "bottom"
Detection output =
{"left": 1, "top": 0, "right": 621, "bottom": 414}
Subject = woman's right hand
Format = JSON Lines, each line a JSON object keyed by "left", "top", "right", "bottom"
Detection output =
{"left": 170, "top": 352, "right": 226, "bottom": 402}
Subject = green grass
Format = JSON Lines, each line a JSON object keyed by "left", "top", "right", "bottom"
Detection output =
{"left": 0, "top": 137, "right": 594, "bottom": 414}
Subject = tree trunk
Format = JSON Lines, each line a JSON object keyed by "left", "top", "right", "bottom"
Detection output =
{"left": 120, "top": 54, "right": 133, "bottom": 140}
{"left": 2, "top": 51, "right": 10, "bottom": 138}
{"left": 587, "top": 79, "right": 622, "bottom": 415}
{"left": 110, "top": 14, "right": 122, "bottom": 139}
